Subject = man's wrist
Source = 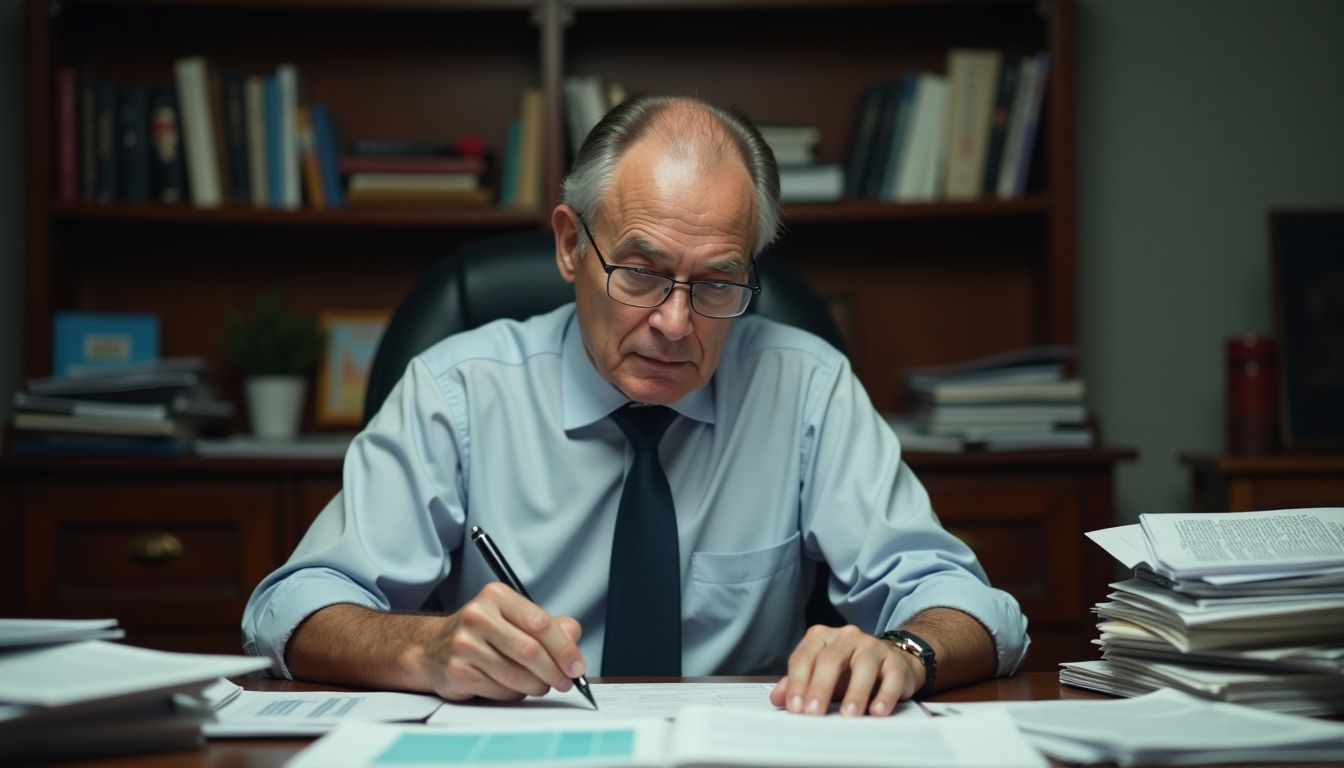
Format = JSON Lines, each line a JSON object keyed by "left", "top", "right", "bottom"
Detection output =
{"left": 879, "top": 629, "right": 937, "bottom": 699}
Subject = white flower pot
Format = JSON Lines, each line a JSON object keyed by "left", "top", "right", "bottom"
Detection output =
{"left": 245, "top": 375, "right": 306, "bottom": 442}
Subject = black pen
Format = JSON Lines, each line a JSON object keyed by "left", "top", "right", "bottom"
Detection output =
{"left": 470, "top": 525, "right": 597, "bottom": 710}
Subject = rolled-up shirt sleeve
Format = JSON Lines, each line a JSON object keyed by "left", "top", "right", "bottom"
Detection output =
{"left": 242, "top": 358, "right": 468, "bottom": 677}
{"left": 799, "top": 356, "right": 1030, "bottom": 676}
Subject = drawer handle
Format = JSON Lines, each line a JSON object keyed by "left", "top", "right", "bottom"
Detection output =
{"left": 126, "top": 532, "right": 184, "bottom": 565}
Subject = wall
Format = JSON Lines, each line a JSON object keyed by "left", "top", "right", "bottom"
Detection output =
{"left": 1076, "top": 0, "right": 1344, "bottom": 523}
{"left": 0, "top": 0, "right": 21, "bottom": 423}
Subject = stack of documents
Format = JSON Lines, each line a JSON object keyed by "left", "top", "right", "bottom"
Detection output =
{"left": 1074, "top": 508, "right": 1344, "bottom": 714}
{"left": 926, "top": 688, "right": 1344, "bottom": 767}
{"left": 0, "top": 622, "right": 268, "bottom": 763}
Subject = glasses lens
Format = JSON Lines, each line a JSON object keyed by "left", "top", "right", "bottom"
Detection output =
{"left": 608, "top": 269, "right": 673, "bottom": 307}
{"left": 693, "top": 283, "right": 752, "bottom": 318}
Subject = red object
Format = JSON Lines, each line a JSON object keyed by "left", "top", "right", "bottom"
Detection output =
{"left": 1226, "top": 335, "right": 1279, "bottom": 454}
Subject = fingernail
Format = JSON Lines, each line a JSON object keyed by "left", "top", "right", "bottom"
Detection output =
{"left": 789, "top": 695, "right": 802, "bottom": 712}
{"left": 806, "top": 698, "right": 821, "bottom": 714}
{"left": 872, "top": 700, "right": 887, "bottom": 715}
{"left": 569, "top": 661, "right": 584, "bottom": 677}
{"left": 843, "top": 701, "right": 858, "bottom": 717}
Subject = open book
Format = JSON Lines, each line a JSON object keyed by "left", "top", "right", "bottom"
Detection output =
{"left": 289, "top": 704, "right": 1046, "bottom": 768}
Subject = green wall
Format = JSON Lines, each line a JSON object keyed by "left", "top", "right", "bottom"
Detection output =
{"left": 1076, "top": 0, "right": 1344, "bottom": 523}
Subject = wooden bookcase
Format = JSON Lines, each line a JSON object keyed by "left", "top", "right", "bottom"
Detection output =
{"left": 9, "top": 0, "right": 1132, "bottom": 669}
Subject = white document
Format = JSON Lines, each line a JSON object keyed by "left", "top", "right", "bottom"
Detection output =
{"left": 0, "top": 640, "right": 269, "bottom": 708}
{"left": 429, "top": 682, "right": 791, "bottom": 724}
{"left": 1139, "top": 508, "right": 1344, "bottom": 578}
{"left": 1085, "top": 523, "right": 1148, "bottom": 569}
{"left": 0, "top": 618, "right": 124, "bottom": 647}
{"left": 924, "top": 688, "right": 1344, "bottom": 767}
{"left": 206, "top": 685, "right": 444, "bottom": 737}
{"left": 290, "top": 704, "right": 1046, "bottom": 768}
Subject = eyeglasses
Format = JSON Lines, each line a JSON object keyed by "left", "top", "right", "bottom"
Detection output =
{"left": 577, "top": 215, "right": 760, "bottom": 319}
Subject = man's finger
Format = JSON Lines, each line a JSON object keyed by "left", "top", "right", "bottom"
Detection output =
{"left": 489, "top": 586, "right": 582, "bottom": 690}
{"left": 868, "top": 653, "right": 908, "bottom": 716}
{"left": 839, "top": 646, "right": 882, "bottom": 717}
{"left": 783, "top": 625, "right": 830, "bottom": 714}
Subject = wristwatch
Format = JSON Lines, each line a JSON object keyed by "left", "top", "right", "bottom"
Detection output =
{"left": 879, "top": 629, "right": 937, "bottom": 699}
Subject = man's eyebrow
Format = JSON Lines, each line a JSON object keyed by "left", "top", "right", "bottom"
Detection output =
{"left": 615, "top": 236, "right": 747, "bottom": 275}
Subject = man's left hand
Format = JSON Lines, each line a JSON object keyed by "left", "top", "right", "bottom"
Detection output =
{"left": 767, "top": 624, "right": 923, "bottom": 717}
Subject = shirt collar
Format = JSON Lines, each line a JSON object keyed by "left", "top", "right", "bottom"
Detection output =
{"left": 560, "top": 307, "right": 716, "bottom": 430}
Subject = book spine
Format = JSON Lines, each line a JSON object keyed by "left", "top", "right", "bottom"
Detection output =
{"left": 93, "top": 80, "right": 118, "bottom": 203}
{"left": 148, "top": 88, "right": 188, "bottom": 204}
{"left": 173, "top": 56, "right": 222, "bottom": 208}
{"left": 336, "top": 154, "right": 488, "bottom": 175}
{"left": 497, "top": 116, "right": 521, "bottom": 208}
{"left": 117, "top": 84, "right": 151, "bottom": 203}
{"left": 56, "top": 67, "right": 79, "bottom": 203}
{"left": 244, "top": 76, "right": 268, "bottom": 207}
{"left": 276, "top": 64, "right": 301, "bottom": 209}
{"left": 842, "top": 82, "right": 884, "bottom": 200}
{"left": 1009, "top": 52, "right": 1051, "bottom": 197}
{"left": 515, "top": 86, "right": 543, "bottom": 209}
{"left": 295, "top": 106, "right": 325, "bottom": 210}
{"left": 943, "top": 50, "right": 1001, "bottom": 200}
{"left": 996, "top": 55, "right": 1039, "bottom": 199}
{"left": 222, "top": 72, "right": 251, "bottom": 205}
{"left": 80, "top": 75, "right": 97, "bottom": 201}
{"left": 308, "top": 105, "right": 344, "bottom": 208}
{"left": 263, "top": 75, "right": 281, "bottom": 208}
{"left": 980, "top": 60, "right": 1019, "bottom": 197}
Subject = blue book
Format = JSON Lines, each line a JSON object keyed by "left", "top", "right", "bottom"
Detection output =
{"left": 52, "top": 311, "right": 159, "bottom": 376}
{"left": 264, "top": 75, "right": 282, "bottom": 208}
{"left": 498, "top": 117, "right": 521, "bottom": 208}
{"left": 308, "top": 104, "right": 344, "bottom": 209}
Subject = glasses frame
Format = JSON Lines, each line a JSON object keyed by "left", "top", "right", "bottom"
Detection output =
{"left": 577, "top": 215, "right": 761, "bottom": 319}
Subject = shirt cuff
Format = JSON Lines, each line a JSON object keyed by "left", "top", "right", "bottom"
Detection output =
{"left": 884, "top": 580, "right": 1030, "bottom": 677}
{"left": 242, "top": 569, "right": 385, "bottom": 680}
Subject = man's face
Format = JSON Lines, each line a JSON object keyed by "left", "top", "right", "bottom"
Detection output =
{"left": 554, "top": 138, "right": 757, "bottom": 405}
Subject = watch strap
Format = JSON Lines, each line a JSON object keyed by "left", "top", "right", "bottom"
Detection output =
{"left": 880, "top": 629, "right": 937, "bottom": 699}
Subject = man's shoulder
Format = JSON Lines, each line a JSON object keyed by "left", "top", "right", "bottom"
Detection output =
{"left": 728, "top": 314, "right": 845, "bottom": 369}
{"left": 416, "top": 304, "right": 572, "bottom": 375}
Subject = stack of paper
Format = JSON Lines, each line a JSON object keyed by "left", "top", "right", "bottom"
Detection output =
{"left": 1073, "top": 508, "right": 1344, "bottom": 714}
{"left": 0, "top": 628, "right": 268, "bottom": 763}
{"left": 926, "top": 688, "right": 1344, "bottom": 767}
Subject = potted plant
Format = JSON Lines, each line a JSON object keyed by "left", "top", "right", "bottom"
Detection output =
{"left": 224, "top": 294, "right": 324, "bottom": 441}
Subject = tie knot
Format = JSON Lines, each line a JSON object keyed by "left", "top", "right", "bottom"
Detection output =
{"left": 610, "top": 404, "right": 676, "bottom": 450}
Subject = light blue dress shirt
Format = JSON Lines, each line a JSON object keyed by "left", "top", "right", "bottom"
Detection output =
{"left": 243, "top": 304, "right": 1029, "bottom": 677}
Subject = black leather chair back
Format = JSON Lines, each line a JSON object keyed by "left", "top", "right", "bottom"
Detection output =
{"left": 361, "top": 228, "right": 848, "bottom": 628}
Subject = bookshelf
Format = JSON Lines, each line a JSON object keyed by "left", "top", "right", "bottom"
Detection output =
{"left": 11, "top": 0, "right": 1130, "bottom": 668}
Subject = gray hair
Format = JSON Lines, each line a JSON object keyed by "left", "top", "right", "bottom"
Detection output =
{"left": 560, "top": 94, "right": 782, "bottom": 257}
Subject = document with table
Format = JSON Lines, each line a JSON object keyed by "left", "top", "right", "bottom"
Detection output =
{"left": 290, "top": 701, "right": 1046, "bottom": 768}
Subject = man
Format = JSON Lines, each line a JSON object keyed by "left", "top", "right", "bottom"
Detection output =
{"left": 243, "top": 94, "right": 1028, "bottom": 717}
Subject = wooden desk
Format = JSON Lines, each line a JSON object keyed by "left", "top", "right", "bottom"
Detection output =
{"left": 46, "top": 673, "right": 1337, "bottom": 768}
{"left": 1180, "top": 453, "right": 1344, "bottom": 511}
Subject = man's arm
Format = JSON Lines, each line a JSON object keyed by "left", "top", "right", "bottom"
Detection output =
{"left": 767, "top": 607, "right": 995, "bottom": 717}
{"left": 286, "top": 584, "right": 588, "bottom": 701}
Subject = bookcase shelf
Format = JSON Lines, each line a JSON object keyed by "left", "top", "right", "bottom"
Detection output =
{"left": 12, "top": 0, "right": 1126, "bottom": 669}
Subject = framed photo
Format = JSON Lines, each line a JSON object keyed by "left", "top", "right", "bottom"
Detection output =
{"left": 1271, "top": 210, "right": 1344, "bottom": 450}
{"left": 316, "top": 310, "right": 390, "bottom": 427}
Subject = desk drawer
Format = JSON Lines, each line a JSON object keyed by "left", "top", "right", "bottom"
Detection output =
{"left": 919, "top": 474, "right": 1083, "bottom": 625}
{"left": 21, "top": 479, "right": 279, "bottom": 632}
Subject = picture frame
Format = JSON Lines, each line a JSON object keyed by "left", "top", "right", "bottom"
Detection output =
{"left": 1270, "top": 210, "right": 1344, "bottom": 450}
{"left": 315, "top": 310, "right": 390, "bottom": 427}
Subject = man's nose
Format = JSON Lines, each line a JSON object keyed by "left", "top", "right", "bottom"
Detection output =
{"left": 649, "top": 285, "right": 693, "bottom": 341}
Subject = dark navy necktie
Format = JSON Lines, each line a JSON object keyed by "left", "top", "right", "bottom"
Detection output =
{"left": 602, "top": 404, "right": 681, "bottom": 676}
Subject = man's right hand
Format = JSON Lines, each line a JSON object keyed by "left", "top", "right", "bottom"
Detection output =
{"left": 284, "top": 586, "right": 587, "bottom": 702}
{"left": 421, "top": 582, "right": 587, "bottom": 701}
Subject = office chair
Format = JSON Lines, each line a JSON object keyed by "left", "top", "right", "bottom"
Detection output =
{"left": 362, "top": 228, "right": 847, "bottom": 628}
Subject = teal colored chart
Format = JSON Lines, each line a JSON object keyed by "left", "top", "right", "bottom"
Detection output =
{"left": 375, "top": 729, "right": 635, "bottom": 764}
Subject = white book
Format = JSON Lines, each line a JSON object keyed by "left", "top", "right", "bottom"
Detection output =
{"left": 243, "top": 75, "right": 268, "bottom": 207}
{"left": 894, "top": 73, "right": 948, "bottom": 202}
{"left": 276, "top": 64, "right": 301, "bottom": 209}
{"left": 514, "top": 87, "right": 543, "bottom": 210}
{"left": 944, "top": 49, "right": 1002, "bottom": 199}
{"left": 172, "top": 56, "right": 221, "bottom": 208}
{"left": 778, "top": 164, "right": 844, "bottom": 202}
{"left": 348, "top": 172, "right": 479, "bottom": 192}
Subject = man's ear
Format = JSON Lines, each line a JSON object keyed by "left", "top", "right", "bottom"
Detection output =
{"left": 552, "top": 205, "right": 580, "bottom": 284}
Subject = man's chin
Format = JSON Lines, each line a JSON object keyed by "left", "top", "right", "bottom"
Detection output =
{"left": 614, "top": 375, "right": 693, "bottom": 406}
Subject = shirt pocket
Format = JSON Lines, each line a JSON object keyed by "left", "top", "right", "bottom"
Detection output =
{"left": 684, "top": 532, "right": 802, "bottom": 675}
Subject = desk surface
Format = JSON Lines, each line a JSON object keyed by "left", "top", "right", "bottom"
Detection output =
{"left": 50, "top": 672, "right": 1333, "bottom": 768}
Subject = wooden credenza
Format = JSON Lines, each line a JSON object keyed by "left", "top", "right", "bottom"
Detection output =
{"left": 1180, "top": 452, "right": 1344, "bottom": 512}
{"left": 1, "top": 449, "right": 1132, "bottom": 670}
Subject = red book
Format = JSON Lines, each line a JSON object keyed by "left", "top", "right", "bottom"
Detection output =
{"left": 338, "top": 154, "right": 486, "bottom": 176}
{"left": 56, "top": 67, "right": 78, "bottom": 202}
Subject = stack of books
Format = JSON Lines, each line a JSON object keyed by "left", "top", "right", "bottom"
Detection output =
{"left": 1068, "top": 508, "right": 1344, "bottom": 715}
{"left": 759, "top": 124, "right": 844, "bottom": 203}
{"left": 11, "top": 358, "right": 233, "bottom": 457}
{"left": 0, "top": 619, "right": 268, "bottom": 763}
{"left": 342, "top": 138, "right": 493, "bottom": 207}
{"left": 894, "top": 345, "right": 1092, "bottom": 451}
